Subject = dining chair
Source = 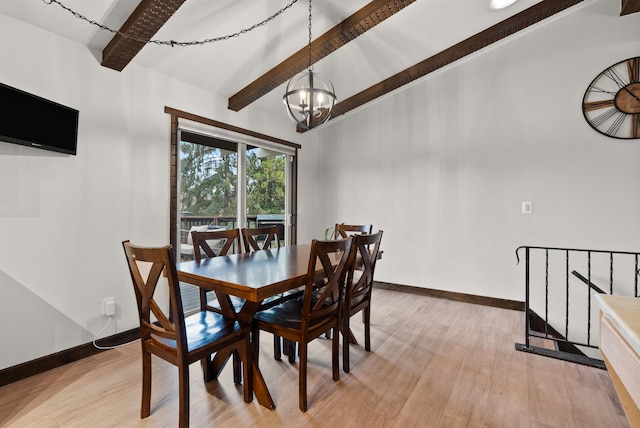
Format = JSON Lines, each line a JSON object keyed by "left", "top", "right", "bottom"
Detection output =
{"left": 192, "top": 228, "right": 245, "bottom": 382}
{"left": 251, "top": 237, "right": 353, "bottom": 412}
{"left": 241, "top": 225, "right": 281, "bottom": 252}
{"left": 322, "top": 223, "right": 372, "bottom": 341}
{"left": 192, "top": 228, "right": 243, "bottom": 313}
{"left": 122, "top": 240, "right": 252, "bottom": 428}
{"left": 241, "top": 226, "right": 298, "bottom": 361}
{"left": 342, "top": 230, "right": 383, "bottom": 373}
{"left": 192, "top": 228, "right": 241, "bottom": 263}
{"left": 334, "top": 223, "right": 372, "bottom": 239}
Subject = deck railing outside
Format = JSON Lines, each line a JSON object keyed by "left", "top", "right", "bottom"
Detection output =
{"left": 515, "top": 245, "right": 640, "bottom": 368}
{"left": 180, "top": 215, "right": 258, "bottom": 244}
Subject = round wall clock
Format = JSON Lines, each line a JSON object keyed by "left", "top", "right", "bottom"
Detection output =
{"left": 582, "top": 57, "right": 640, "bottom": 139}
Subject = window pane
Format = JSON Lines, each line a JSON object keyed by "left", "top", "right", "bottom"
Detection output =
{"left": 178, "top": 140, "right": 239, "bottom": 257}
{"left": 245, "top": 147, "right": 286, "bottom": 244}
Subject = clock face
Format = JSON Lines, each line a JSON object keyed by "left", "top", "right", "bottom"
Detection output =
{"left": 582, "top": 57, "right": 640, "bottom": 139}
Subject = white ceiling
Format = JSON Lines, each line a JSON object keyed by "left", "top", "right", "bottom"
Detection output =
{"left": 0, "top": 0, "right": 591, "bottom": 119}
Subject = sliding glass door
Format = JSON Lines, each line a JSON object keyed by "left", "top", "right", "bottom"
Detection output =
{"left": 176, "top": 130, "right": 293, "bottom": 261}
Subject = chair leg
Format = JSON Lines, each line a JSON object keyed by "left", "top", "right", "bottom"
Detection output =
{"left": 252, "top": 326, "right": 261, "bottom": 366}
{"left": 239, "top": 334, "right": 253, "bottom": 404}
{"left": 299, "top": 341, "right": 308, "bottom": 412}
{"left": 332, "top": 326, "right": 340, "bottom": 381}
{"left": 343, "top": 316, "right": 351, "bottom": 373}
{"left": 232, "top": 349, "right": 242, "bottom": 384}
{"left": 364, "top": 306, "right": 371, "bottom": 352}
{"left": 141, "top": 349, "right": 152, "bottom": 419}
{"left": 178, "top": 363, "right": 190, "bottom": 428}
{"left": 287, "top": 339, "right": 296, "bottom": 363}
{"left": 273, "top": 335, "right": 282, "bottom": 361}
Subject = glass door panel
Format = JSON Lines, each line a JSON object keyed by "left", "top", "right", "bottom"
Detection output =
{"left": 245, "top": 146, "right": 287, "bottom": 246}
{"left": 178, "top": 136, "right": 238, "bottom": 261}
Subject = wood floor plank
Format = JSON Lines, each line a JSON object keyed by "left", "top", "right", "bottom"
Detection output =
{"left": 483, "top": 309, "right": 532, "bottom": 427}
{"left": 0, "top": 289, "right": 629, "bottom": 428}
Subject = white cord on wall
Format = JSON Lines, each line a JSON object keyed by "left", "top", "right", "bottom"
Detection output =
{"left": 92, "top": 316, "right": 133, "bottom": 350}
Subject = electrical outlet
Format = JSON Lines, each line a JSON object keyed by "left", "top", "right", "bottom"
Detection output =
{"left": 102, "top": 297, "right": 115, "bottom": 316}
{"left": 521, "top": 201, "right": 533, "bottom": 214}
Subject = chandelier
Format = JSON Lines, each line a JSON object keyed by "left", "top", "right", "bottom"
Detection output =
{"left": 283, "top": 0, "right": 336, "bottom": 130}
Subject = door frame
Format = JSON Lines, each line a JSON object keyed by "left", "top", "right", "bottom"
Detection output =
{"left": 165, "top": 107, "right": 300, "bottom": 253}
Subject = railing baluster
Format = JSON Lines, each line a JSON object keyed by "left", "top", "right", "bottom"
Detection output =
{"left": 565, "top": 250, "right": 569, "bottom": 340}
{"left": 524, "top": 247, "right": 530, "bottom": 350}
{"left": 609, "top": 252, "right": 614, "bottom": 295}
{"left": 545, "top": 249, "right": 549, "bottom": 337}
{"left": 633, "top": 254, "right": 640, "bottom": 297}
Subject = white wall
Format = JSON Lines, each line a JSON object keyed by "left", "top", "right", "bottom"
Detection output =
{"left": 0, "top": 14, "right": 310, "bottom": 369}
{"left": 314, "top": 0, "right": 640, "bottom": 301}
{"left": 2, "top": 0, "right": 639, "bottom": 370}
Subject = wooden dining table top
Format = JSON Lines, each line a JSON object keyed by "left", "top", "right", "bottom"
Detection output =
{"left": 176, "top": 244, "right": 313, "bottom": 303}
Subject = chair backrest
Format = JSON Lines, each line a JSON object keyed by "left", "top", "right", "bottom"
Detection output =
{"left": 300, "top": 237, "right": 353, "bottom": 332}
{"left": 345, "top": 231, "right": 383, "bottom": 311}
{"left": 122, "top": 241, "right": 188, "bottom": 356}
{"left": 186, "top": 224, "right": 209, "bottom": 245}
{"left": 334, "top": 223, "right": 372, "bottom": 239}
{"left": 241, "top": 226, "right": 282, "bottom": 253}
{"left": 192, "top": 229, "right": 241, "bottom": 262}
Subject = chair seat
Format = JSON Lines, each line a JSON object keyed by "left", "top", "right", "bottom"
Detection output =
{"left": 254, "top": 299, "right": 334, "bottom": 331}
{"left": 258, "top": 287, "right": 305, "bottom": 310}
{"left": 154, "top": 310, "right": 247, "bottom": 353}
{"left": 202, "top": 290, "right": 300, "bottom": 318}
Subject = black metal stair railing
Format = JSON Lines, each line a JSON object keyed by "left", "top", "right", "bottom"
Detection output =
{"left": 515, "top": 246, "right": 640, "bottom": 369}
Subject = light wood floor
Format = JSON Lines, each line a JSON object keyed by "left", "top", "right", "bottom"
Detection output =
{"left": 0, "top": 289, "right": 629, "bottom": 428}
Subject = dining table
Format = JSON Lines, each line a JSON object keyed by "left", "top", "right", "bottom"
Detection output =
{"left": 176, "top": 244, "right": 317, "bottom": 410}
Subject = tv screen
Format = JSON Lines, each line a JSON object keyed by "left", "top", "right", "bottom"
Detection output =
{"left": 0, "top": 83, "right": 79, "bottom": 155}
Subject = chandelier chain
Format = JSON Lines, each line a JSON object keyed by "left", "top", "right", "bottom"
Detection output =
{"left": 307, "top": 0, "right": 313, "bottom": 70}
{"left": 42, "top": 0, "right": 299, "bottom": 47}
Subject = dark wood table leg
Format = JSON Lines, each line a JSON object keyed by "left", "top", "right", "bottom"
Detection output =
{"left": 208, "top": 347, "right": 233, "bottom": 381}
{"left": 252, "top": 364, "right": 275, "bottom": 409}
{"left": 238, "top": 300, "right": 277, "bottom": 410}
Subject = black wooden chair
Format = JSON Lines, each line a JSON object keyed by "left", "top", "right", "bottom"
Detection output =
{"left": 241, "top": 226, "right": 302, "bottom": 361}
{"left": 342, "top": 230, "right": 383, "bottom": 372}
{"left": 192, "top": 228, "right": 243, "bottom": 313}
{"left": 251, "top": 237, "right": 353, "bottom": 411}
{"left": 191, "top": 228, "right": 245, "bottom": 382}
{"left": 241, "top": 225, "right": 281, "bottom": 252}
{"left": 334, "top": 223, "right": 372, "bottom": 239}
{"left": 122, "top": 240, "right": 252, "bottom": 428}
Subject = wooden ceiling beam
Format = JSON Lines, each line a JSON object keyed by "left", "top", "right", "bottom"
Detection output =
{"left": 621, "top": 0, "right": 640, "bottom": 15}
{"left": 227, "top": 0, "right": 417, "bottom": 112}
{"left": 314, "top": 0, "right": 586, "bottom": 130}
{"left": 102, "top": 0, "right": 187, "bottom": 72}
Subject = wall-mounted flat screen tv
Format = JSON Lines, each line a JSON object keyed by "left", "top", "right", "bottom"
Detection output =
{"left": 0, "top": 82, "right": 79, "bottom": 155}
